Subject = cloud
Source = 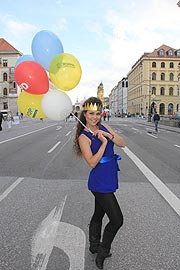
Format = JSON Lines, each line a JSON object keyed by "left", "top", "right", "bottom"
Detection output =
{"left": 6, "top": 20, "right": 38, "bottom": 37}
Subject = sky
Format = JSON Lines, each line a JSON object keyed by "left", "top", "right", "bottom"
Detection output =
{"left": 1, "top": 0, "right": 180, "bottom": 104}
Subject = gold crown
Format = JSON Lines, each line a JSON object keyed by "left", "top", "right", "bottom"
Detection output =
{"left": 83, "top": 102, "right": 102, "bottom": 112}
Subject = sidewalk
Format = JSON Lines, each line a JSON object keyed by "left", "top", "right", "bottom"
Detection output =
{"left": 109, "top": 116, "right": 180, "bottom": 134}
{"left": 137, "top": 119, "right": 180, "bottom": 134}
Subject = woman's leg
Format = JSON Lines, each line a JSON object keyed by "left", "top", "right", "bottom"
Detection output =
{"left": 92, "top": 192, "right": 123, "bottom": 269}
{"left": 89, "top": 196, "right": 106, "bottom": 253}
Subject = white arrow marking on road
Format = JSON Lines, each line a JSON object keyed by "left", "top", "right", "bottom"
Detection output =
{"left": 31, "top": 195, "right": 86, "bottom": 270}
{"left": 31, "top": 196, "right": 67, "bottom": 269}
{"left": 55, "top": 222, "right": 86, "bottom": 270}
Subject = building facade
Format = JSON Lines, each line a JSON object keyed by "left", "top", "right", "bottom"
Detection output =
{"left": 127, "top": 44, "right": 180, "bottom": 116}
{"left": 0, "top": 38, "right": 22, "bottom": 114}
{"left": 109, "top": 77, "right": 128, "bottom": 116}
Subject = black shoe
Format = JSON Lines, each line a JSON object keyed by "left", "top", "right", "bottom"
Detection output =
{"left": 95, "top": 245, "right": 112, "bottom": 269}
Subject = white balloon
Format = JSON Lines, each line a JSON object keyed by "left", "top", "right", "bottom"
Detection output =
{"left": 41, "top": 89, "right": 72, "bottom": 121}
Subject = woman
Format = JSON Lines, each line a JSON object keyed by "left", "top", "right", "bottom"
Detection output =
{"left": 73, "top": 97, "right": 126, "bottom": 269}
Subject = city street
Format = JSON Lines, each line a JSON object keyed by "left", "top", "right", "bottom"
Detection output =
{"left": 0, "top": 117, "right": 180, "bottom": 270}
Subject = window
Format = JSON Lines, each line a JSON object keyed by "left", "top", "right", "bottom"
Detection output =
{"left": 159, "top": 49, "right": 164, "bottom": 56}
{"left": 168, "top": 103, "right": 173, "bottom": 115}
{"left": 152, "top": 87, "right": 156, "bottom": 95}
{"left": 169, "top": 87, "right": 173, "bottom": 96}
{"left": 126, "top": 81, "right": 128, "bottom": 87}
{"left": 3, "top": 73, "right": 8, "bottom": 81}
{"left": 152, "top": 62, "right": 156, "bottom": 68}
{"left": 161, "top": 73, "right": 165, "bottom": 80}
{"left": 152, "top": 72, "right": 156, "bottom": 80}
{"left": 159, "top": 103, "right": 165, "bottom": 114}
{"left": 10, "top": 67, "right": 15, "bottom": 74}
{"left": 169, "top": 73, "right": 174, "bottom": 81}
{"left": 13, "top": 82, "right": 16, "bottom": 88}
{"left": 160, "top": 87, "right": 165, "bottom": 95}
{"left": 161, "top": 62, "right": 165, "bottom": 68}
{"left": 3, "top": 59, "right": 8, "bottom": 67}
{"left": 176, "top": 50, "right": 180, "bottom": 56}
{"left": 169, "top": 62, "right": 174, "bottom": 68}
{"left": 3, "top": 88, "right": 8, "bottom": 96}
{"left": 122, "top": 81, "right": 124, "bottom": 87}
{"left": 168, "top": 50, "right": 173, "bottom": 56}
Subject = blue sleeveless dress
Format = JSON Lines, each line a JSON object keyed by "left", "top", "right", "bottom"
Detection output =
{"left": 81, "top": 124, "right": 121, "bottom": 193}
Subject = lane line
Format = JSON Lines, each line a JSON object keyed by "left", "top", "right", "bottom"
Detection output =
{"left": 47, "top": 141, "right": 61, "bottom": 153}
{"left": 174, "top": 144, "right": 180, "bottom": 148}
{"left": 0, "top": 177, "right": 24, "bottom": 203}
{"left": 147, "top": 133, "right": 157, "bottom": 138}
{"left": 123, "top": 146, "right": 180, "bottom": 216}
{"left": 0, "top": 124, "right": 57, "bottom": 145}
{"left": 65, "top": 131, "right": 72, "bottom": 136}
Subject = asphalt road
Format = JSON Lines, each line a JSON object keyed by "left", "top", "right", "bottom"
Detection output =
{"left": 0, "top": 117, "right": 180, "bottom": 270}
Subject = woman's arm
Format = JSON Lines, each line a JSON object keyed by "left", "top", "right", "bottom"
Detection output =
{"left": 79, "top": 133, "right": 107, "bottom": 168}
{"left": 102, "top": 123, "right": 126, "bottom": 147}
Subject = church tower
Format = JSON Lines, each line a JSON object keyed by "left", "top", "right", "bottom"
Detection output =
{"left": 97, "top": 82, "right": 104, "bottom": 103}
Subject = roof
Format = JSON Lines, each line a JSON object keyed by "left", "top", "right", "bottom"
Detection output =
{"left": 146, "top": 44, "right": 180, "bottom": 58}
{"left": 0, "top": 38, "right": 20, "bottom": 53}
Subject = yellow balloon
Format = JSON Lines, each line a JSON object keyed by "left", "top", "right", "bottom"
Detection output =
{"left": 49, "top": 53, "right": 82, "bottom": 91}
{"left": 17, "top": 91, "right": 46, "bottom": 119}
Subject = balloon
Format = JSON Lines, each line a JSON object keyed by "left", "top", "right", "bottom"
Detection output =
{"left": 41, "top": 89, "right": 72, "bottom": 121}
{"left": 15, "top": 55, "right": 35, "bottom": 67}
{"left": 31, "top": 30, "right": 64, "bottom": 70}
{"left": 49, "top": 53, "right": 82, "bottom": 91}
{"left": 14, "top": 61, "right": 49, "bottom": 95}
{"left": 17, "top": 91, "right": 46, "bottom": 119}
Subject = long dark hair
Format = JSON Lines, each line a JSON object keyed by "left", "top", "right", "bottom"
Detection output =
{"left": 73, "top": 96, "right": 102, "bottom": 157}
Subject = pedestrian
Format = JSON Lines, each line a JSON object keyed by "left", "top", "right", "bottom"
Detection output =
{"left": 102, "top": 110, "right": 107, "bottom": 121}
{"left": 107, "top": 111, "right": 110, "bottom": 121}
{"left": 0, "top": 111, "right": 5, "bottom": 131}
{"left": 6, "top": 111, "right": 14, "bottom": 129}
{"left": 73, "top": 97, "right": 126, "bottom": 269}
{"left": 153, "top": 111, "right": 160, "bottom": 132}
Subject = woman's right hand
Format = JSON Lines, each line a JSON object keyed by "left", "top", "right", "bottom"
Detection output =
{"left": 96, "top": 130, "right": 108, "bottom": 144}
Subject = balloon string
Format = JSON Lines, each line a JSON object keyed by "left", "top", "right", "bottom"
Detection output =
{"left": 72, "top": 113, "right": 93, "bottom": 134}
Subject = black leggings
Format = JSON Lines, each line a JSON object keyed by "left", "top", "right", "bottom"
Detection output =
{"left": 91, "top": 192, "right": 123, "bottom": 234}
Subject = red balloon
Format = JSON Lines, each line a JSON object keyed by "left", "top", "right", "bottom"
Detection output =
{"left": 14, "top": 61, "right": 49, "bottom": 94}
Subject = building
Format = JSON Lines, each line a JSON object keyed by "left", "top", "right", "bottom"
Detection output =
{"left": 127, "top": 44, "right": 180, "bottom": 116}
{"left": 97, "top": 82, "right": 104, "bottom": 104}
{"left": 0, "top": 38, "right": 22, "bottom": 113}
{"left": 109, "top": 77, "right": 128, "bottom": 116}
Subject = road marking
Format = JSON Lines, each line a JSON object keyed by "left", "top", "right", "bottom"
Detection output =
{"left": 31, "top": 195, "right": 86, "bottom": 270}
{"left": 31, "top": 196, "right": 67, "bottom": 270}
{"left": 123, "top": 146, "right": 180, "bottom": 216}
{"left": 0, "top": 124, "right": 57, "bottom": 144}
{"left": 147, "top": 132, "right": 157, "bottom": 138}
{"left": 55, "top": 222, "right": 86, "bottom": 270}
{"left": 47, "top": 141, "right": 61, "bottom": 153}
{"left": 65, "top": 131, "right": 72, "bottom": 136}
{"left": 0, "top": 177, "right": 24, "bottom": 203}
{"left": 174, "top": 144, "right": 180, "bottom": 148}
{"left": 56, "top": 126, "right": 62, "bottom": 131}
